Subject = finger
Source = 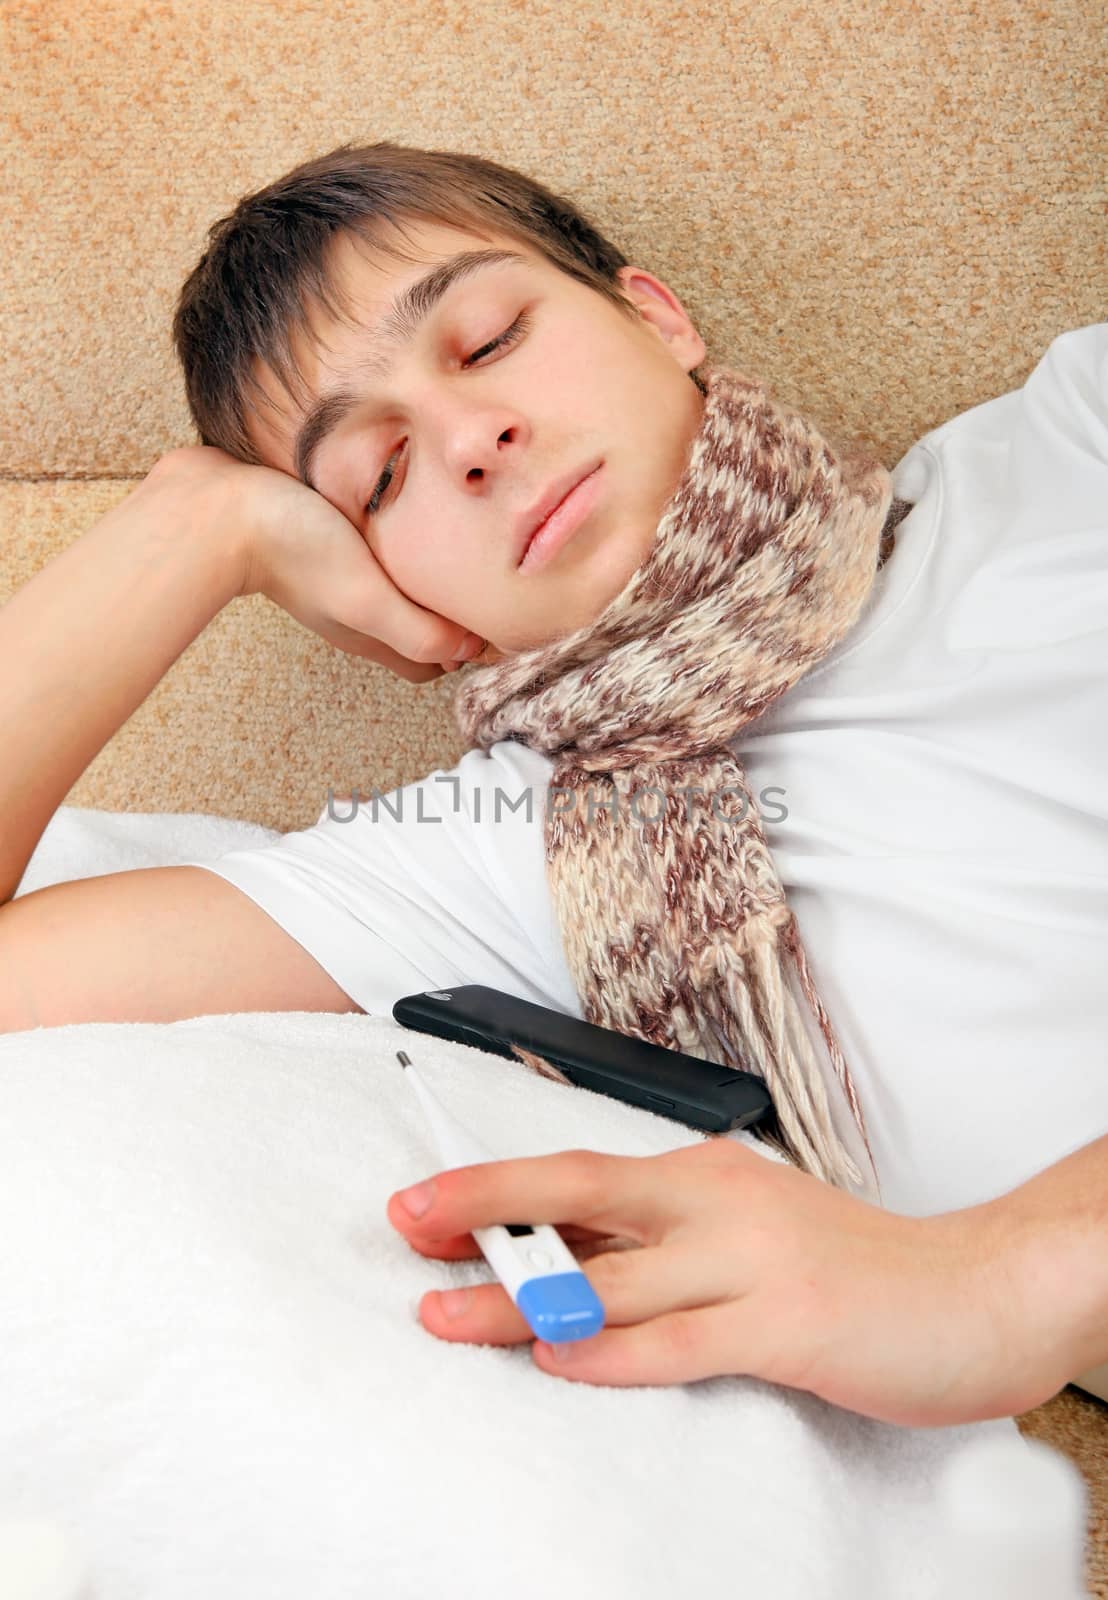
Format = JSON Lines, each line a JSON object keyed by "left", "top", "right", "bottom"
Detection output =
{"left": 417, "top": 1281, "right": 535, "bottom": 1346}
{"left": 417, "top": 1262, "right": 598, "bottom": 1345}
{"left": 532, "top": 1297, "right": 773, "bottom": 1388}
{"left": 387, "top": 1150, "right": 683, "bottom": 1252}
{"left": 422, "top": 1286, "right": 787, "bottom": 1398}
{"left": 417, "top": 1250, "right": 628, "bottom": 1347}
{"left": 304, "top": 617, "right": 448, "bottom": 681}
{"left": 418, "top": 1235, "right": 736, "bottom": 1368}
{"left": 344, "top": 566, "right": 484, "bottom": 666}
{"left": 401, "top": 1221, "right": 633, "bottom": 1262}
{"left": 388, "top": 1142, "right": 748, "bottom": 1260}
{"left": 308, "top": 599, "right": 483, "bottom": 678}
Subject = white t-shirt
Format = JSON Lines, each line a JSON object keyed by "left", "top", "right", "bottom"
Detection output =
{"left": 185, "top": 323, "right": 1108, "bottom": 1219}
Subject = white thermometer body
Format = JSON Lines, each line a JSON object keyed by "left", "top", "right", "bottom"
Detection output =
{"left": 396, "top": 1050, "right": 605, "bottom": 1345}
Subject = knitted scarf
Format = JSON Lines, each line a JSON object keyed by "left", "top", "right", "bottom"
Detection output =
{"left": 454, "top": 363, "right": 911, "bottom": 1195}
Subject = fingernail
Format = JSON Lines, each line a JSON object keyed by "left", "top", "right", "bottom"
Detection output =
{"left": 439, "top": 1288, "right": 471, "bottom": 1320}
{"left": 452, "top": 632, "right": 485, "bottom": 661}
{"left": 398, "top": 1181, "right": 434, "bottom": 1218}
{"left": 548, "top": 1341, "right": 574, "bottom": 1362}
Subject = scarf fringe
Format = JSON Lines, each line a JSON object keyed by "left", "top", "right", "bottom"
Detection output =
{"left": 782, "top": 915, "right": 880, "bottom": 1191}
{"left": 510, "top": 934, "right": 869, "bottom": 1194}
{"left": 704, "top": 932, "right": 864, "bottom": 1191}
{"left": 512, "top": 945, "right": 864, "bottom": 1192}
{"left": 510, "top": 1043, "right": 574, "bottom": 1087}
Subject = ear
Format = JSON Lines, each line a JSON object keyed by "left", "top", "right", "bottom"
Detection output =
{"left": 614, "top": 265, "right": 706, "bottom": 372}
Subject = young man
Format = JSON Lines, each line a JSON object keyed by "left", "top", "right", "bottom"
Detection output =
{"left": 1, "top": 147, "right": 1105, "bottom": 1229}
{"left": 0, "top": 205, "right": 707, "bottom": 1029}
{"left": 3, "top": 140, "right": 1107, "bottom": 1412}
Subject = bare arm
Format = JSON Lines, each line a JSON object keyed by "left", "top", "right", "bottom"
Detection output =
{"left": 0, "top": 443, "right": 482, "bottom": 1032}
{"left": 0, "top": 443, "right": 484, "bottom": 907}
{"left": 0, "top": 459, "right": 242, "bottom": 905}
{"left": 982, "top": 1130, "right": 1108, "bottom": 1393}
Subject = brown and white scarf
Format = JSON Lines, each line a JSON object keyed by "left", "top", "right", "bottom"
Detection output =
{"left": 454, "top": 364, "right": 912, "bottom": 1195}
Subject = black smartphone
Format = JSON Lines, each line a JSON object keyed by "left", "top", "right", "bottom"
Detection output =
{"left": 391, "top": 984, "right": 774, "bottom": 1136}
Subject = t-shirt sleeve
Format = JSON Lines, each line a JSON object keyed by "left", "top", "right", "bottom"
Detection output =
{"left": 912, "top": 321, "right": 1107, "bottom": 517}
{"left": 178, "top": 739, "right": 584, "bottom": 1020}
{"left": 1007, "top": 321, "right": 1108, "bottom": 506}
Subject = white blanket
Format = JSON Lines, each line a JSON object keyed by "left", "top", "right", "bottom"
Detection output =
{"left": 0, "top": 807, "right": 1052, "bottom": 1599}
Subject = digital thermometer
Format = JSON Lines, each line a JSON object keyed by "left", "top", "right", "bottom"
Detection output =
{"left": 395, "top": 1049, "right": 605, "bottom": 1345}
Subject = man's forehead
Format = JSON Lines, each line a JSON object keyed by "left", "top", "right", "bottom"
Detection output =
{"left": 322, "top": 223, "right": 485, "bottom": 323}
{"left": 247, "top": 223, "right": 540, "bottom": 465}
{"left": 321, "top": 225, "right": 534, "bottom": 369}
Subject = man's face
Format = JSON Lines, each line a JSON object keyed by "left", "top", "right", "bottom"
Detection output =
{"left": 245, "top": 219, "right": 706, "bottom": 662}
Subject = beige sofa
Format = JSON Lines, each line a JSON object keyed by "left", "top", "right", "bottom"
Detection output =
{"left": 2, "top": 0, "right": 1105, "bottom": 1586}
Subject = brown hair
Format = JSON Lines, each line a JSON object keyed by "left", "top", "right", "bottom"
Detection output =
{"left": 172, "top": 139, "right": 707, "bottom": 463}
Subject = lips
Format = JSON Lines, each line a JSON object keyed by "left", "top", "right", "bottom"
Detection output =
{"left": 515, "top": 461, "right": 602, "bottom": 567}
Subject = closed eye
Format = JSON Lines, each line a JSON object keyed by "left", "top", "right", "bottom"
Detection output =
{"left": 364, "top": 309, "right": 533, "bottom": 518}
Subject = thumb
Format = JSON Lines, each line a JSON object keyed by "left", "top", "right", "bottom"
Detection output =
{"left": 315, "top": 618, "right": 483, "bottom": 683}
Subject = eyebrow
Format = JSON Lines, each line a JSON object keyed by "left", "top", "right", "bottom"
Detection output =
{"left": 293, "top": 248, "right": 528, "bottom": 492}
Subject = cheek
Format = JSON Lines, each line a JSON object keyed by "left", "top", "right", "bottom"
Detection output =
{"left": 368, "top": 519, "right": 425, "bottom": 582}
{"left": 376, "top": 527, "right": 468, "bottom": 611}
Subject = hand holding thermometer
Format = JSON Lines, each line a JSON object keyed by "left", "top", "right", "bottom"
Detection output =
{"left": 396, "top": 1050, "right": 606, "bottom": 1346}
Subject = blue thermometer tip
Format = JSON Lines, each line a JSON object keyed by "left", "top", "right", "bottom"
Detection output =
{"left": 518, "top": 1273, "right": 606, "bottom": 1341}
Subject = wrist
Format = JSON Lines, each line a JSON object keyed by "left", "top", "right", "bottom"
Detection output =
{"left": 133, "top": 449, "right": 254, "bottom": 604}
{"left": 972, "top": 1187, "right": 1103, "bottom": 1406}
